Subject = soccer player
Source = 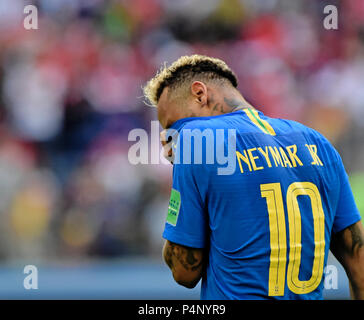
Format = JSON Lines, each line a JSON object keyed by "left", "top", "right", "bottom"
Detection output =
{"left": 143, "top": 55, "right": 364, "bottom": 299}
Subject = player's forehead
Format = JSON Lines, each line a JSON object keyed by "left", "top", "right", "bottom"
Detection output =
{"left": 157, "top": 87, "right": 171, "bottom": 128}
{"left": 157, "top": 86, "right": 184, "bottom": 129}
{"left": 157, "top": 86, "right": 169, "bottom": 109}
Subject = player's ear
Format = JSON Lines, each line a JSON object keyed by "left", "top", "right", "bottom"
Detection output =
{"left": 190, "top": 81, "right": 207, "bottom": 107}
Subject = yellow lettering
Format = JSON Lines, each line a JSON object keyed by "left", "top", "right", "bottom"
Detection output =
{"left": 286, "top": 145, "right": 303, "bottom": 167}
{"left": 305, "top": 144, "right": 323, "bottom": 166}
{"left": 236, "top": 150, "right": 252, "bottom": 173}
{"left": 269, "top": 146, "right": 284, "bottom": 167}
{"left": 279, "top": 147, "right": 292, "bottom": 168}
{"left": 258, "top": 147, "right": 272, "bottom": 168}
{"left": 247, "top": 148, "right": 264, "bottom": 171}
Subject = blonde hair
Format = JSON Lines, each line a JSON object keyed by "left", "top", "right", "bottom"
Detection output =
{"left": 143, "top": 54, "right": 238, "bottom": 106}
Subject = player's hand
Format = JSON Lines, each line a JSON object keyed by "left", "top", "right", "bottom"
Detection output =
{"left": 160, "top": 129, "right": 174, "bottom": 164}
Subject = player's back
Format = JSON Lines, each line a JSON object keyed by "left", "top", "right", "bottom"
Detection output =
{"left": 169, "top": 108, "right": 360, "bottom": 300}
{"left": 163, "top": 109, "right": 360, "bottom": 300}
{"left": 201, "top": 109, "right": 340, "bottom": 300}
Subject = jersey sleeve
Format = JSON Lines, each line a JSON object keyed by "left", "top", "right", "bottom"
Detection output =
{"left": 162, "top": 128, "right": 208, "bottom": 248}
{"left": 332, "top": 150, "right": 361, "bottom": 233}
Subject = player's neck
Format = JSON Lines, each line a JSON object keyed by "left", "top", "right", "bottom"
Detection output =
{"left": 217, "top": 93, "right": 255, "bottom": 115}
{"left": 207, "top": 85, "right": 254, "bottom": 115}
{"left": 180, "top": 89, "right": 255, "bottom": 120}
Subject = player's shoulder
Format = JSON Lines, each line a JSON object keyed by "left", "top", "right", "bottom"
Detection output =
{"left": 270, "top": 115, "right": 328, "bottom": 141}
{"left": 290, "top": 119, "right": 332, "bottom": 146}
{"left": 272, "top": 116, "right": 340, "bottom": 162}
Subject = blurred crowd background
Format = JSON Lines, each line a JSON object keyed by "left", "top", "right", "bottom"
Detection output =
{"left": 0, "top": 0, "right": 363, "bottom": 264}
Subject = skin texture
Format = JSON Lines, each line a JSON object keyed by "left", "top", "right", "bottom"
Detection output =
{"left": 330, "top": 221, "right": 364, "bottom": 300}
{"left": 162, "top": 240, "right": 204, "bottom": 288}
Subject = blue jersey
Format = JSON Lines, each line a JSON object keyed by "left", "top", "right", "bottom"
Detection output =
{"left": 162, "top": 109, "right": 361, "bottom": 300}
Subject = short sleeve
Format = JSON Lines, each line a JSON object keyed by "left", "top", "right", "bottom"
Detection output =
{"left": 162, "top": 128, "right": 208, "bottom": 248}
{"left": 332, "top": 151, "right": 361, "bottom": 233}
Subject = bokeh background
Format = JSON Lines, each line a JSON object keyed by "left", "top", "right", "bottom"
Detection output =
{"left": 0, "top": 0, "right": 363, "bottom": 299}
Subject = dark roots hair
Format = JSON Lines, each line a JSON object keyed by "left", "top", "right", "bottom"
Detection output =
{"left": 143, "top": 54, "right": 238, "bottom": 106}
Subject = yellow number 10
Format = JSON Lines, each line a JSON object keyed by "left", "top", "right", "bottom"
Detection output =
{"left": 261, "top": 182, "right": 325, "bottom": 296}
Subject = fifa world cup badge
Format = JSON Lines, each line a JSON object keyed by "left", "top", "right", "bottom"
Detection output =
{"left": 166, "top": 189, "right": 181, "bottom": 226}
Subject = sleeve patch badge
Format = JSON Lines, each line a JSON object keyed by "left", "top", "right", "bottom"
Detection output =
{"left": 166, "top": 188, "right": 181, "bottom": 226}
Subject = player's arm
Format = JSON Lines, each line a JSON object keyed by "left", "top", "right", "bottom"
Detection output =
{"left": 330, "top": 221, "right": 364, "bottom": 300}
{"left": 162, "top": 240, "right": 204, "bottom": 288}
